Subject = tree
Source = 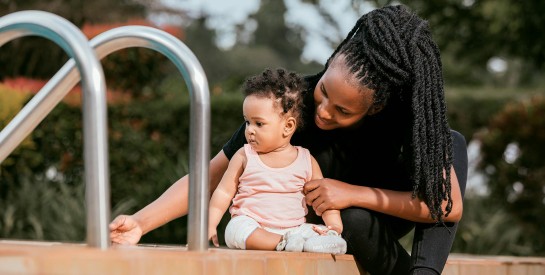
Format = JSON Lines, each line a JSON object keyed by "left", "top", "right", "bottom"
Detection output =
{"left": 404, "top": 0, "right": 545, "bottom": 86}
{"left": 0, "top": 0, "right": 149, "bottom": 79}
{"left": 477, "top": 96, "right": 545, "bottom": 255}
{"left": 251, "top": 0, "right": 304, "bottom": 69}
{"left": 180, "top": 0, "right": 322, "bottom": 93}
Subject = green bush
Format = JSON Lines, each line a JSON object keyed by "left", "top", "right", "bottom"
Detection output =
{"left": 0, "top": 84, "right": 34, "bottom": 155}
{"left": 0, "top": 83, "right": 243, "bottom": 244}
{"left": 445, "top": 86, "right": 542, "bottom": 140}
{"left": 452, "top": 196, "right": 538, "bottom": 256}
{"left": 475, "top": 95, "right": 545, "bottom": 255}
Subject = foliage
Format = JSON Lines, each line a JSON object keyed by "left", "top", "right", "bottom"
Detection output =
{"left": 445, "top": 86, "right": 542, "bottom": 140}
{"left": 414, "top": 1, "right": 545, "bottom": 68}
{"left": 0, "top": 177, "right": 86, "bottom": 242}
{"left": 404, "top": 0, "right": 545, "bottom": 87}
{"left": 0, "top": 0, "right": 149, "bottom": 79}
{"left": 0, "top": 77, "right": 244, "bottom": 244}
{"left": 81, "top": 20, "right": 183, "bottom": 96}
{"left": 0, "top": 16, "right": 183, "bottom": 100}
{"left": 0, "top": 84, "right": 35, "bottom": 169}
{"left": 0, "top": 0, "right": 147, "bottom": 25}
{"left": 2, "top": 76, "right": 133, "bottom": 107}
{"left": 475, "top": 95, "right": 545, "bottom": 255}
{"left": 0, "top": 84, "right": 31, "bottom": 129}
{"left": 181, "top": 0, "right": 322, "bottom": 94}
{"left": 452, "top": 196, "right": 540, "bottom": 256}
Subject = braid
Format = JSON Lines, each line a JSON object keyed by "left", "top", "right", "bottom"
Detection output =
{"left": 320, "top": 5, "right": 453, "bottom": 221}
{"left": 243, "top": 68, "right": 307, "bottom": 129}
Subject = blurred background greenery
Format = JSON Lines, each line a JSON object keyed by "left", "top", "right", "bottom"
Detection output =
{"left": 1, "top": 0, "right": 544, "bottom": 256}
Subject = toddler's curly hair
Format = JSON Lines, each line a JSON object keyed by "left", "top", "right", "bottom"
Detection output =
{"left": 243, "top": 68, "right": 307, "bottom": 129}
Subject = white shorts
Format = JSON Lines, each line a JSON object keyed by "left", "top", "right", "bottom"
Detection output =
{"left": 224, "top": 215, "right": 326, "bottom": 249}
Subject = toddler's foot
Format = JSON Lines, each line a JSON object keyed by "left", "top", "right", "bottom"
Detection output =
{"left": 276, "top": 231, "right": 305, "bottom": 252}
{"left": 303, "top": 230, "right": 347, "bottom": 255}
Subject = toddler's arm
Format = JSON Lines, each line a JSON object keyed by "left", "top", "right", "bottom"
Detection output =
{"left": 208, "top": 148, "right": 246, "bottom": 246}
{"left": 309, "top": 156, "right": 343, "bottom": 234}
{"left": 321, "top": 210, "right": 343, "bottom": 234}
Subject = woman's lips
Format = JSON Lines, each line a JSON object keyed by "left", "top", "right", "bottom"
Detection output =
{"left": 315, "top": 114, "right": 329, "bottom": 126}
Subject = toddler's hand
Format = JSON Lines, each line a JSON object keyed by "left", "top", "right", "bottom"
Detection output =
{"left": 208, "top": 228, "right": 219, "bottom": 247}
{"left": 312, "top": 225, "right": 330, "bottom": 236}
{"left": 312, "top": 225, "right": 342, "bottom": 236}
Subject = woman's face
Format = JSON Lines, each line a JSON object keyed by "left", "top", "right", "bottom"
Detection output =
{"left": 313, "top": 56, "right": 375, "bottom": 130}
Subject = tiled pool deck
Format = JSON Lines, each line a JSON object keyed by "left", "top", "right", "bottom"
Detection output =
{"left": 0, "top": 240, "right": 544, "bottom": 274}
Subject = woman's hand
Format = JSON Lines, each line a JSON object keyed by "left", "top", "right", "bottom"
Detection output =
{"left": 109, "top": 215, "right": 143, "bottom": 245}
{"left": 303, "top": 178, "right": 355, "bottom": 216}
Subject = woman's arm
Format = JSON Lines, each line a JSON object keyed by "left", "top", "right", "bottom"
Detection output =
{"left": 110, "top": 150, "right": 230, "bottom": 240}
{"left": 303, "top": 166, "right": 463, "bottom": 223}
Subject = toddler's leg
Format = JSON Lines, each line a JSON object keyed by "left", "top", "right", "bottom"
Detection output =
{"left": 245, "top": 228, "right": 283, "bottom": 250}
{"left": 225, "top": 216, "right": 310, "bottom": 251}
{"left": 224, "top": 215, "right": 264, "bottom": 249}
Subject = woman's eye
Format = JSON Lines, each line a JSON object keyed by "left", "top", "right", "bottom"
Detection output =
{"left": 244, "top": 120, "right": 249, "bottom": 126}
{"left": 337, "top": 108, "right": 349, "bottom": 115}
{"left": 320, "top": 84, "right": 328, "bottom": 97}
{"left": 256, "top": 122, "right": 263, "bottom": 127}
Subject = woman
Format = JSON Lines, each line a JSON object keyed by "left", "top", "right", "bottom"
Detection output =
{"left": 110, "top": 5, "right": 467, "bottom": 275}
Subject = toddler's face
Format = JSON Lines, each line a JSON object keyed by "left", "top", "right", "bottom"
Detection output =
{"left": 243, "top": 94, "right": 287, "bottom": 153}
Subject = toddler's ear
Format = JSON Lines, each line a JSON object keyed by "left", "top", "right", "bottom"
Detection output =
{"left": 283, "top": 117, "right": 297, "bottom": 137}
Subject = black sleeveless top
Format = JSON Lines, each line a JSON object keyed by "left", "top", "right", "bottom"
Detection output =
{"left": 222, "top": 75, "right": 413, "bottom": 192}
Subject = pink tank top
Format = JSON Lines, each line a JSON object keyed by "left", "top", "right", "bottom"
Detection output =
{"left": 229, "top": 144, "right": 312, "bottom": 228}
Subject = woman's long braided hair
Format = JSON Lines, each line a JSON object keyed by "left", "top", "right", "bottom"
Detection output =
{"left": 321, "top": 5, "right": 453, "bottom": 221}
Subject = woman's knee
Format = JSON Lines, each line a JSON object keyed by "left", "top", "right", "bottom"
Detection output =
{"left": 340, "top": 208, "right": 378, "bottom": 239}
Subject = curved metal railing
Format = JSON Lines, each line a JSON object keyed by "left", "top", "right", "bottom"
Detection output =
{"left": 0, "top": 13, "right": 210, "bottom": 251}
{"left": 0, "top": 10, "right": 110, "bottom": 249}
{"left": 58, "top": 26, "right": 211, "bottom": 251}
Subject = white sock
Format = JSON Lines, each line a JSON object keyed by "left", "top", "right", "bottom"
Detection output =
{"left": 303, "top": 233, "right": 347, "bottom": 255}
{"left": 276, "top": 231, "right": 305, "bottom": 252}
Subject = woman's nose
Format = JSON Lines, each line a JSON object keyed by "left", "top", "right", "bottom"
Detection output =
{"left": 317, "top": 102, "right": 332, "bottom": 120}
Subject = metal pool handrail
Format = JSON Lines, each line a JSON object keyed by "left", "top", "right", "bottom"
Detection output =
{"left": 77, "top": 26, "right": 211, "bottom": 251}
{"left": 0, "top": 11, "right": 110, "bottom": 249}
{"left": 0, "top": 25, "right": 211, "bottom": 251}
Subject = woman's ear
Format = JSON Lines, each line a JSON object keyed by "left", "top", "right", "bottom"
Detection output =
{"left": 368, "top": 103, "right": 385, "bottom": 116}
{"left": 283, "top": 117, "right": 297, "bottom": 137}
